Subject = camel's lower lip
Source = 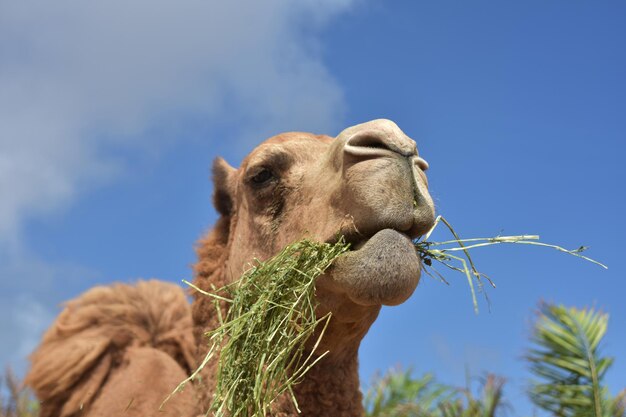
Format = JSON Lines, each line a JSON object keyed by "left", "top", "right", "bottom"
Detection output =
{"left": 330, "top": 228, "right": 422, "bottom": 306}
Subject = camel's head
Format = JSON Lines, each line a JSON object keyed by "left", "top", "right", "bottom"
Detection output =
{"left": 211, "top": 119, "right": 435, "bottom": 355}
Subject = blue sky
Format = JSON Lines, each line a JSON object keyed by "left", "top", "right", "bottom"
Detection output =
{"left": 1, "top": 1, "right": 624, "bottom": 413}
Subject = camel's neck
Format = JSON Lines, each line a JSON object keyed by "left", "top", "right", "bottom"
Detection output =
{"left": 284, "top": 352, "right": 364, "bottom": 417}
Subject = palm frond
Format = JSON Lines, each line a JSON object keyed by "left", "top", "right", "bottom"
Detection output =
{"left": 363, "top": 369, "right": 507, "bottom": 417}
{"left": 364, "top": 369, "right": 452, "bottom": 417}
{"left": 526, "top": 303, "right": 616, "bottom": 417}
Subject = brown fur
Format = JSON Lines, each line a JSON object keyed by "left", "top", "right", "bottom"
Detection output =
{"left": 27, "top": 119, "right": 435, "bottom": 417}
{"left": 26, "top": 280, "right": 198, "bottom": 417}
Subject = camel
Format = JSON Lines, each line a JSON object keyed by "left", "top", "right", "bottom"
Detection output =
{"left": 26, "top": 119, "right": 435, "bottom": 417}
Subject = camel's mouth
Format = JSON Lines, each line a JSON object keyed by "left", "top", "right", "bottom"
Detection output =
{"left": 329, "top": 200, "right": 431, "bottom": 250}
{"left": 326, "top": 228, "right": 422, "bottom": 307}
{"left": 340, "top": 226, "right": 419, "bottom": 251}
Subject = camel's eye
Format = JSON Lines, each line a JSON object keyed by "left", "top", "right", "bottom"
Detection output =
{"left": 250, "top": 168, "right": 274, "bottom": 185}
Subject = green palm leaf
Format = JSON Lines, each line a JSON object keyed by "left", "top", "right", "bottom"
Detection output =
{"left": 364, "top": 370, "right": 452, "bottom": 417}
{"left": 363, "top": 370, "right": 507, "bottom": 417}
{"left": 526, "top": 303, "right": 615, "bottom": 417}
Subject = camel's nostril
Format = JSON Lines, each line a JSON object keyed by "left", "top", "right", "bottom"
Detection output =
{"left": 346, "top": 133, "right": 393, "bottom": 152}
{"left": 339, "top": 119, "right": 419, "bottom": 159}
{"left": 344, "top": 129, "right": 417, "bottom": 159}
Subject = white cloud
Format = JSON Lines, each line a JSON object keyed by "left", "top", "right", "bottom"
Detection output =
{"left": 0, "top": 0, "right": 352, "bottom": 244}
{"left": 0, "top": 0, "right": 354, "bottom": 374}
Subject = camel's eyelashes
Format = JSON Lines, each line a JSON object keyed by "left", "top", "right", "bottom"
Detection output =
{"left": 250, "top": 168, "right": 274, "bottom": 185}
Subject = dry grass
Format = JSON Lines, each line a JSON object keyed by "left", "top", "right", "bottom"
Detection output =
{"left": 415, "top": 216, "right": 607, "bottom": 313}
{"left": 0, "top": 369, "right": 38, "bottom": 417}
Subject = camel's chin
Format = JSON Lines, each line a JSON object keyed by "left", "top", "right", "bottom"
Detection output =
{"left": 330, "top": 228, "right": 421, "bottom": 306}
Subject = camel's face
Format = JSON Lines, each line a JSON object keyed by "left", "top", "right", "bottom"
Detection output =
{"left": 214, "top": 119, "right": 435, "bottom": 352}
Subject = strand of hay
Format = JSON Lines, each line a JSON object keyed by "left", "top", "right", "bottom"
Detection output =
{"left": 415, "top": 215, "right": 607, "bottom": 313}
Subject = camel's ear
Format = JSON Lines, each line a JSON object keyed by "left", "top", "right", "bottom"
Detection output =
{"left": 212, "top": 157, "right": 236, "bottom": 217}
